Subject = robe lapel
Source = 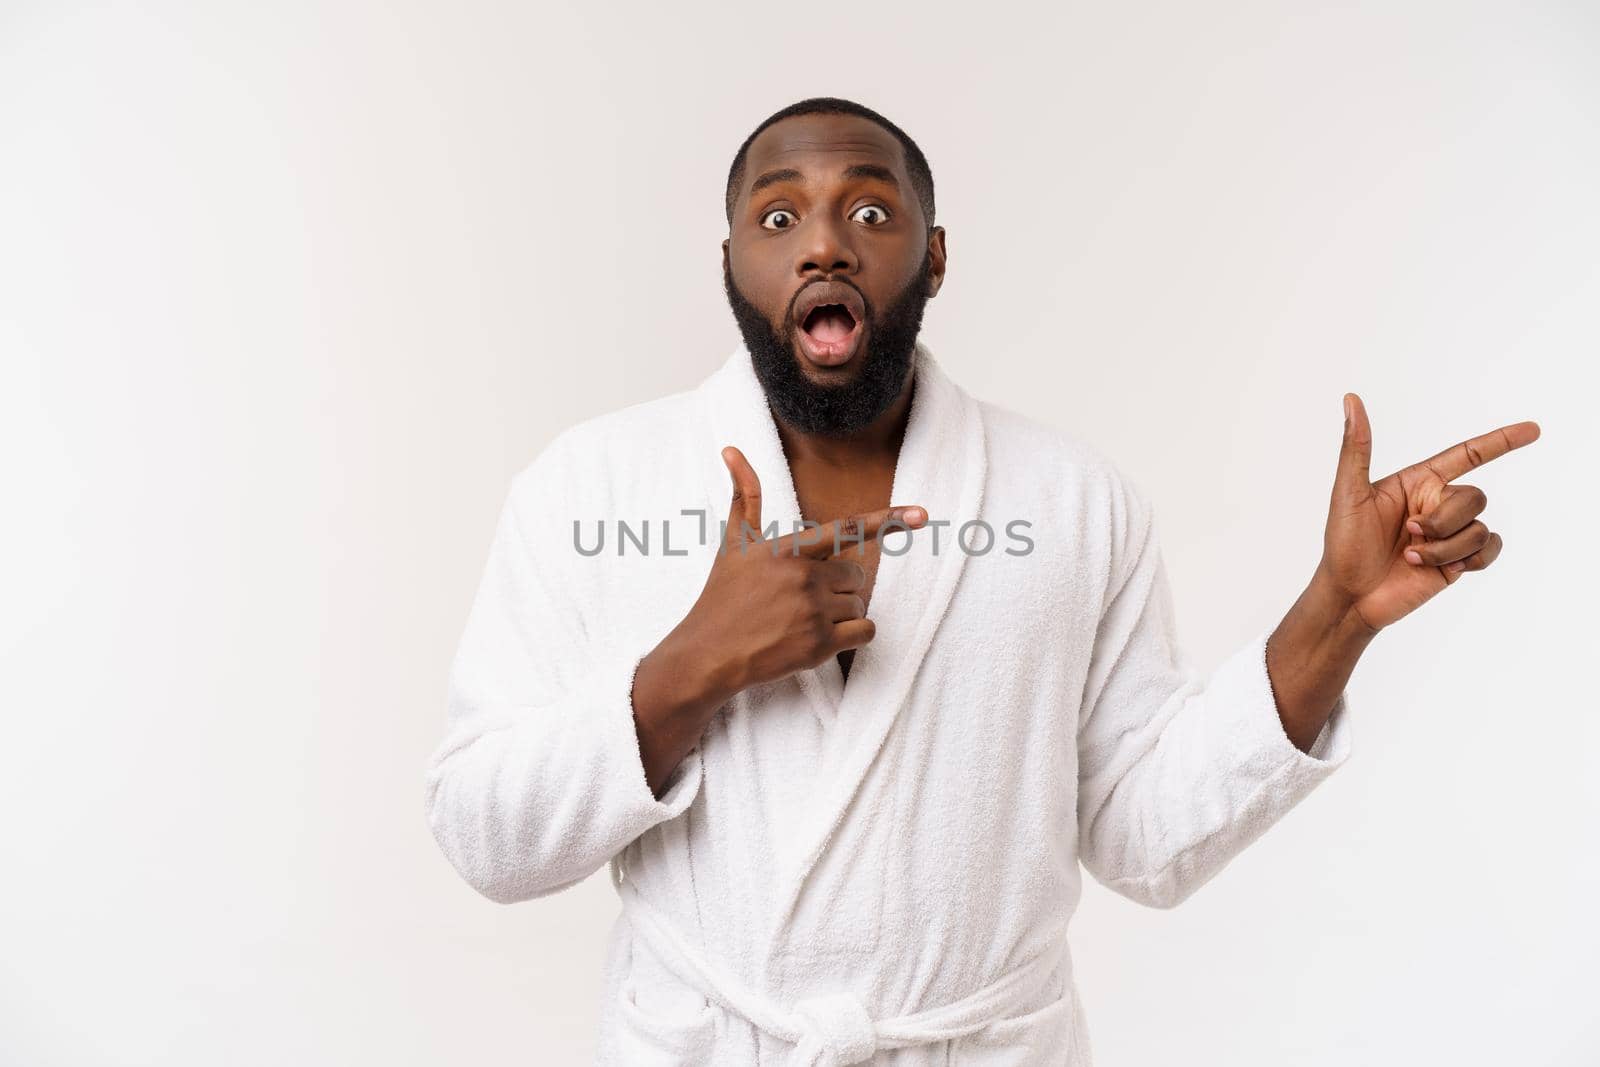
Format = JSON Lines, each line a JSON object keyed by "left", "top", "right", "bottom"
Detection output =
{"left": 692, "top": 340, "right": 989, "bottom": 926}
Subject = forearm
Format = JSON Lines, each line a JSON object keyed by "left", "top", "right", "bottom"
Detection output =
{"left": 631, "top": 629, "right": 737, "bottom": 797}
{"left": 1266, "top": 565, "right": 1379, "bottom": 752}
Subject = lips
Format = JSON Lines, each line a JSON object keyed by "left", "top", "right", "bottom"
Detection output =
{"left": 792, "top": 281, "right": 867, "bottom": 368}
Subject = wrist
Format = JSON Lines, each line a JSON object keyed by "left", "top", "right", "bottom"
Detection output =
{"left": 1306, "top": 562, "right": 1381, "bottom": 645}
{"left": 641, "top": 626, "right": 738, "bottom": 721}
{"left": 1265, "top": 565, "right": 1376, "bottom": 753}
{"left": 631, "top": 631, "right": 735, "bottom": 798}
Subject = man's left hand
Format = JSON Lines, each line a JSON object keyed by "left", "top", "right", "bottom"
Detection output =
{"left": 1318, "top": 393, "right": 1541, "bottom": 633}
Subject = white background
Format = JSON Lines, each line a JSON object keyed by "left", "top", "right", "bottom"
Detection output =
{"left": 3, "top": 1, "right": 1596, "bottom": 1064}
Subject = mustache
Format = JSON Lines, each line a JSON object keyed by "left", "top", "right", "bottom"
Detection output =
{"left": 784, "top": 278, "right": 870, "bottom": 331}
{"left": 719, "top": 266, "right": 876, "bottom": 337}
{"left": 723, "top": 262, "right": 915, "bottom": 337}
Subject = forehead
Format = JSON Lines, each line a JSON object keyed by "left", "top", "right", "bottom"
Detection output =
{"left": 741, "top": 113, "right": 907, "bottom": 189}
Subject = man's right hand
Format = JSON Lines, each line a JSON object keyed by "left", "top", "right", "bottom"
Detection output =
{"left": 629, "top": 445, "right": 927, "bottom": 796}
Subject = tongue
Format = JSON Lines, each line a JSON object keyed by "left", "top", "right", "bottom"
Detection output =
{"left": 807, "top": 307, "right": 855, "bottom": 343}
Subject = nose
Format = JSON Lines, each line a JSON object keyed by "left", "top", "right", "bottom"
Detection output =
{"left": 794, "top": 213, "right": 859, "bottom": 278}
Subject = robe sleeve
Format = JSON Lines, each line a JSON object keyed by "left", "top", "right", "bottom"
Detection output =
{"left": 422, "top": 445, "right": 702, "bottom": 904}
{"left": 1074, "top": 471, "right": 1352, "bottom": 909}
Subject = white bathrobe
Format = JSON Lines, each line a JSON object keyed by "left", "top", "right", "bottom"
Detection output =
{"left": 423, "top": 341, "right": 1351, "bottom": 1066}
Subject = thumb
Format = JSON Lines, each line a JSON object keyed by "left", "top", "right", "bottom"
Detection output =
{"left": 1335, "top": 392, "right": 1373, "bottom": 497}
{"left": 721, "top": 446, "right": 763, "bottom": 547}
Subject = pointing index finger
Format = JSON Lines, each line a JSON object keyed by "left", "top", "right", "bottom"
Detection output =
{"left": 780, "top": 505, "right": 929, "bottom": 559}
{"left": 1408, "top": 420, "right": 1542, "bottom": 483}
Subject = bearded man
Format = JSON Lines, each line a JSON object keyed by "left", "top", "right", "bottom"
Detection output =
{"left": 423, "top": 96, "right": 1539, "bottom": 1065}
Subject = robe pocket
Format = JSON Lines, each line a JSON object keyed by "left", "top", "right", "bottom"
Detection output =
{"left": 615, "top": 973, "right": 719, "bottom": 1065}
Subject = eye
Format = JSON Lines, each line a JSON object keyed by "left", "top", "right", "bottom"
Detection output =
{"left": 851, "top": 204, "right": 891, "bottom": 226}
{"left": 759, "top": 209, "right": 799, "bottom": 231}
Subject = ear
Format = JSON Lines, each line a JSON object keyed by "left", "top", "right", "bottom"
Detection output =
{"left": 924, "top": 226, "right": 947, "bottom": 298}
{"left": 721, "top": 238, "right": 730, "bottom": 273}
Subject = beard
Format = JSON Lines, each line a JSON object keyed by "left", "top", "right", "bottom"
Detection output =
{"left": 722, "top": 249, "right": 932, "bottom": 437}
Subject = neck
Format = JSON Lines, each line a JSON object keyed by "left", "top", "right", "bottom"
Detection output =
{"left": 772, "top": 365, "right": 916, "bottom": 470}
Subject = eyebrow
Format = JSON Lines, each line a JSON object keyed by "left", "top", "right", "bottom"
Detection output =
{"left": 841, "top": 163, "right": 900, "bottom": 189}
{"left": 748, "top": 163, "right": 901, "bottom": 197}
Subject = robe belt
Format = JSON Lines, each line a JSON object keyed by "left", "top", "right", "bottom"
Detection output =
{"left": 612, "top": 863, "right": 1068, "bottom": 1067}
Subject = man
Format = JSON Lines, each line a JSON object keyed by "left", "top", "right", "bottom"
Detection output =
{"left": 423, "top": 97, "right": 1539, "bottom": 1065}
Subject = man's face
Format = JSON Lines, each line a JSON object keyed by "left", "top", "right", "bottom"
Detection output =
{"left": 723, "top": 113, "right": 947, "bottom": 436}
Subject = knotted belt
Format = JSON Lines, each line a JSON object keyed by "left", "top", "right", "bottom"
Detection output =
{"left": 610, "top": 861, "right": 1068, "bottom": 1067}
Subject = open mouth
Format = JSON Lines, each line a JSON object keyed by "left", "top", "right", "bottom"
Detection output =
{"left": 803, "top": 303, "right": 857, "bottom": 341}
{"left": 793, "top": 285, "right": 866, "bottom": 368}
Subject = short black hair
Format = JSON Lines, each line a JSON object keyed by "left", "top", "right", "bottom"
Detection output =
{"left": 724, "top": 96, "right": 936, "bottom": 231}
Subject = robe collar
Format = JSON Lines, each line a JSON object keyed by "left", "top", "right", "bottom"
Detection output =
{"left": 691, "top": 340, "right": 989, "bottom": 916}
